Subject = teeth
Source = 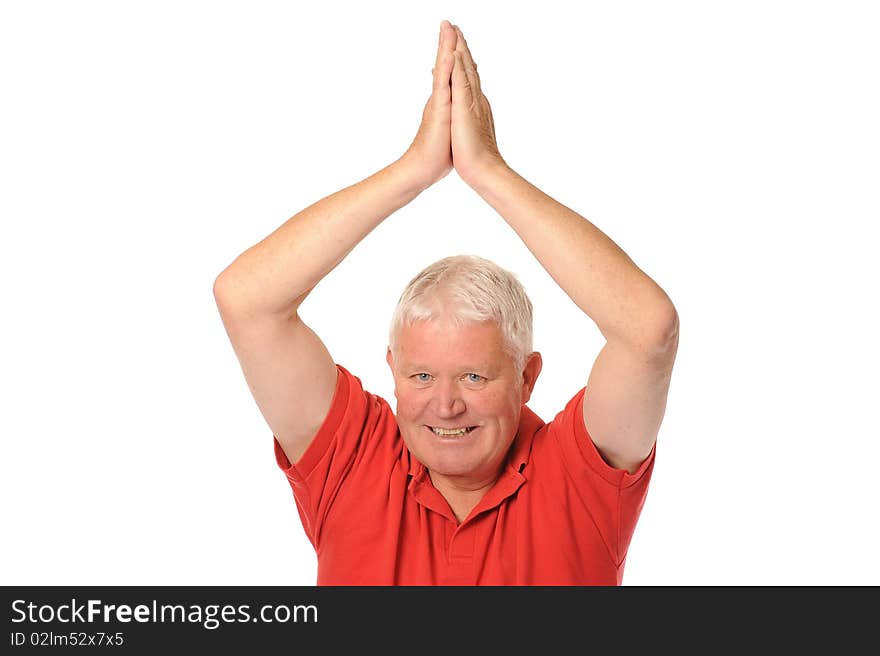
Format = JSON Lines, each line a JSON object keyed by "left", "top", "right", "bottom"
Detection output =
{"left": 432, "top": 427, "right": 472, "bottom": 436}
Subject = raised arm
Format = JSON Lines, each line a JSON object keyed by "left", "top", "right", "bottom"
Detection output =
{"left": 448, "top": 26, "right": 679, "bottom": 473}
{"left": 213, "top": 20, "right": 460, "bottom": 464}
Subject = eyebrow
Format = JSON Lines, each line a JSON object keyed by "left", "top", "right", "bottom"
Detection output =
{"left": 402, "top": 363, "right": 494, "bottom": 373}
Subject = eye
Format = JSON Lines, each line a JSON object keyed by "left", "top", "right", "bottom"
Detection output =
{"left": 465, "top": 373, "right": 485, "bottom": 383}
{"left": 413, "top": 373, "right": 432, "bottom": 382}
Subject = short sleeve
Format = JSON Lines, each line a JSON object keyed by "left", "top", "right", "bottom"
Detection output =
{"left": 548, "top": 386, "right": 656, "bottom": 566}
{"left": 272, "top": 364, "right": 401, "bottom": 549}
{"left": 562, "top": 387, "right": 655, "bottom": 487}
{"left": 273, "top": 364, "right": 352, "bottom": 479}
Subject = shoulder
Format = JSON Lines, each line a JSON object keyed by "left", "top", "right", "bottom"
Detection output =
{"left": 531, "top": 387, "right": 655, "bottom": 488}
{"left": 275, "top": 364, "right": 399, "bottom": 476}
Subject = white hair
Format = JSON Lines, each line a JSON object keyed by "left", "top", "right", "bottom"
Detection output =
{"left": 389, "top": 255, "right": 534, "bottom": 372}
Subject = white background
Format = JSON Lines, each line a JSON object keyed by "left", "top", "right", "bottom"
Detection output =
{"left": 2, "top": 0, "right": 878, "bottom": 586}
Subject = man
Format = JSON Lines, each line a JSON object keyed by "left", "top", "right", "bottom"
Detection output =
{"left": 213, "top": 20, "right": 679, "bottom": 585}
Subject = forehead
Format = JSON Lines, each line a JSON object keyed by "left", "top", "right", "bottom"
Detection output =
{"left": 396, "top": 319, "right": 508, "bottom": 367}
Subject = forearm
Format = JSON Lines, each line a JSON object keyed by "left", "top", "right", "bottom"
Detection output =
{"left": 214, "top": 158, "right": 427, "bottom": 319}
{"left": 469, "top": 163, "right": 677, "bottom": 350}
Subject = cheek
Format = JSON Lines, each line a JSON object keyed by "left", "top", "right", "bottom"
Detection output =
{"left": 470, "top": 390, "right": 509, "bottom": 419}
{"left": 487, "top": 390, "right": 521, "bottom": 422}
{"left": 484, "top": 386, "right": 509, "bottom": 406}
{"left": 395, "top": 390, "right": 426, "bottom": 419}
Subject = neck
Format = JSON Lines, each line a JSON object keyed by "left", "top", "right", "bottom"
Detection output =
{"left": 428, "top": 471, "right": 498, "bottom": 523}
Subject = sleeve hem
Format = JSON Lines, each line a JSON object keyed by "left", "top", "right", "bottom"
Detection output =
{"left": 572, "top": 386, "right": 657, "bottom": 489}
{"left": 272, "top": 364, "right": 350, "bottom": 481}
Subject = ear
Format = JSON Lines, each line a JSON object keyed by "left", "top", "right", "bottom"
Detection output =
{"left": 386, "top": 347, "right": 402, "bottom": 400}
{"left": 520, "top": 352, "right": 543, "bottom": 405}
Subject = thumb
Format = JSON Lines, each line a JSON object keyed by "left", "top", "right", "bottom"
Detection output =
{"left": 432, "top": 49, "right": 454, "bottom": 109}
{"left": 451, "top": 51, "right": 473, "bottom": 106}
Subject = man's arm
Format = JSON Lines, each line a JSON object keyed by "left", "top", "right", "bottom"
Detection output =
{"left": 213, "top": 160, "right": 429, "bottom": 465}
{"left": 448, "top": 26, "right": 678, "bottom": 474}
{"left": 469, "top": 163, "right": 678, "bottom": 474}
{"left": 213, "top": 21, "right": 459, "bottom": 465}
{"left": 214, "top": 159, "right": 427, "bottom": 320}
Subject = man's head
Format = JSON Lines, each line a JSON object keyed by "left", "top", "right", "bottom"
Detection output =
{"left": 386, "top": 255, "right": 542, "bottom": 488}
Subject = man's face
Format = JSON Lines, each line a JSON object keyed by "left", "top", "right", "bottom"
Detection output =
{"left": 386, "top": 317, "right": 541, "bottom": 487}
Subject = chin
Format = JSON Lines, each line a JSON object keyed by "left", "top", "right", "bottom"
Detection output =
{"left": 401, "top": 425, "right": 497, "bottom": 477}
{"left": 421, "top": 453, "right": 483, "bottom": 477}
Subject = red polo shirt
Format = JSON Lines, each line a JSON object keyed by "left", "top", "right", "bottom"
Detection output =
{"left": 274, "top": 365, "right": 655, "bottom": 585}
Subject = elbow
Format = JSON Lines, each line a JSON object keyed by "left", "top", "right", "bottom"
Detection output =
{"left": 212, "top": 271, "right": 229, "bottom": 302}
{"left": 646, "top": 301, "right": 680, "bottom": 356}
{"left": 601, "top": 296, "right": 680, "bottom": 356}
{"left": 212, "top": 273, "right": 225, "bottom": 301}
{"left": 212, "top": 270, "right": 243, "bottom": 315}
{"left": 654, "top": 298, "right": 679, "bottom": 338}
{"left": 619, "top": 291, "right": 679, "bottom": 356}
{"left": 213, "top": 269, "right": 232, "bottom": 294}
{"left": 212, "top": 270, "right": 307, "bottom": 321}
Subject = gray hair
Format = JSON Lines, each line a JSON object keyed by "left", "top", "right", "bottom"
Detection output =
{"left": 388, "top": 255, "right": 534, "bottom": 372}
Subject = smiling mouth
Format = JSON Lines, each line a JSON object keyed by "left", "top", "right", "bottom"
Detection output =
{"left": 428, "top": 426, "right": 478, "bottom": 437}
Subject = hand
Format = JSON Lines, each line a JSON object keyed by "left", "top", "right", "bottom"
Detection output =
{"left": 401, "top": 20, "right": 456, "bottom": 189}
{"left": 450, "top": 25, "right": 507, "bottom": 186}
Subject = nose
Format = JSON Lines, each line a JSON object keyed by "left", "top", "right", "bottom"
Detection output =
{"left": 431, "top": 378, "right": 466, "bottom": 419}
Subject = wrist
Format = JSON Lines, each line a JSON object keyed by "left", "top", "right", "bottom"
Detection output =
{"left": 393, "top": 154, "right": 441, "bottom": 195}
{"left": 462, "top": 157, "right": 514, "bottom": 195}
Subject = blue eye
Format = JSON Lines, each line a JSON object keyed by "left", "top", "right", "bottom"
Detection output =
{"left": 415, "top": 373, "right": 432, "bottom": 382}
{"left": 466, "top": 373, "right": 485, "bottom": 383}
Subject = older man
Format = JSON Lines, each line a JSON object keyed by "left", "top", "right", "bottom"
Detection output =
{"left": 213, "top": 20, "right": 678, "bottom": 585}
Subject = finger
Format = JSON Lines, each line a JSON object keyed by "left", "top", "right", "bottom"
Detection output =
{"left": 452, "top": 25, "right": 476, "bottom": 71}
{"left": 451, "top": 50, "right": 474, "bottom": 107}
{"left": 431, "top": 23, "right": 455, "bottom": 102}
{"left": 432, "top": 46, "right": 454, "bottom": 105}
{"left": 434, "top": 20, "right": 454, "bottom": 72}
{"left": 485, "top": 98, "right": 496, "bottom": 140}
{"left": 453, "top": 26, "right": 482, "bottom": 97}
